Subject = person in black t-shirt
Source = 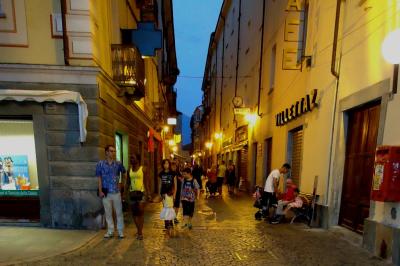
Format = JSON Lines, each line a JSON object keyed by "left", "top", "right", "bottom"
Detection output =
{"left": 159, "top": 159, "right": 175, "bottom": 196}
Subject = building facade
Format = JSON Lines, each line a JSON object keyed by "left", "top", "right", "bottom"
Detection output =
{"left": 199, "top": 0, "right": 400, "bottom": 263}
{"left": 0, "top": 0, "right": 178, "bottom": 229}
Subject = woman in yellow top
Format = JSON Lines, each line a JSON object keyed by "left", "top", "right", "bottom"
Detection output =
{"left": 126, "top": 154, "right": 147, "bottom": 240}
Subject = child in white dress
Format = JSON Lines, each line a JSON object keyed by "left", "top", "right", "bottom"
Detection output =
{"left": 160, "top": 187, "right": 176, "bottom": 234}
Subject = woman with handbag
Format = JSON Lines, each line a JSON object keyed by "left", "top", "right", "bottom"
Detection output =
{"left": 127, "top": 154, "right": 147, "bottom": 240}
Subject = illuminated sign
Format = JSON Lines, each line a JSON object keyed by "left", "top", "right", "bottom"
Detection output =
{"left": 275, "top": 89, "right": 318, "bottom": 126}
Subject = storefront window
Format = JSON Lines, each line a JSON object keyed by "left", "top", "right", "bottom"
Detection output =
{"left": 0, "top": 119, "right": 39, "bottom": 196}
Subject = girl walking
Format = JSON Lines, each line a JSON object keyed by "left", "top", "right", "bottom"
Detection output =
{"left": 158, "top": 159, "right": 175, "bottom": 229}
{"left": 159, "top": 187, "right": 176, "bottom": 235}
{"left": 180, "top": 168, "right": 200, "bottom": 229}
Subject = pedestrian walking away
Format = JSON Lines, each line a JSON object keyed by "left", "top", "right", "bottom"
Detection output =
{"left": 227, "top": 160, "right": 236, "bottom": 194}
{"left": 180, "top": 168, "right": 200, "bottom": 229}
{"left": 216, "top": 160, "right": 226, "bottom": 197}
{"left": 96, "top": 145, "right": 126, "bottom": 239}
{"left": 263, "top": 163, "right": 291, "bottom": 221}
{"left": 192, "top": 162, "right": 204, "bottom": 192}
{"left": 171, "top": 160, "right": 182, "bottom": 224}
{"left": 126, "top": 153, "right": 148, "bottom": 240}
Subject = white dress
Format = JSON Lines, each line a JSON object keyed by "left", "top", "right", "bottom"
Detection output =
{"left": 160, "top": 195, "right": 176, "bottom": 220}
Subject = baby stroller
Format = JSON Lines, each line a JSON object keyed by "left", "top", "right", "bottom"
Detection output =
{"left": 253, "top": 186, "right": 267, "bottom": 220}
{"left": 205, "top": 180, "right": 218, "bottom": 198}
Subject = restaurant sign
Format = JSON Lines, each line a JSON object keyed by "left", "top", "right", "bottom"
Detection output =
{"left": 275, "top": 89, "right": 318, "bottom": 126}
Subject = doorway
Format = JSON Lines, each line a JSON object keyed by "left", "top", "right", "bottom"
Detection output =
{"left": 263, "top": 138, "right": 272, "bottom": 182}
{"left": 287, "top": 126, "right": 303, "bottom": 186}
{"left": 251, "top": 142, "right": 258, "bottom": 187}
{"left": 339, "top": 101, "right": 380, "bottom": 233}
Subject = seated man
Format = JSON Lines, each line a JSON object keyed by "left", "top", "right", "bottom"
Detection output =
{"left": 271, "top": 187, "right": 303, "bottom": 224}
{"left": 275, "top": 178, "right": 296, "bottom": 216}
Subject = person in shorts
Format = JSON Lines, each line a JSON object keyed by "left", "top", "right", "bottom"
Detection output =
{"left": 216, "top": 160, "right": 227, "bottom": 197}
{"left": 126, "top": 154, "right": 147, "bottom": 240}
{"left": 180, "top": 168, "right": 200, "bottom": 229}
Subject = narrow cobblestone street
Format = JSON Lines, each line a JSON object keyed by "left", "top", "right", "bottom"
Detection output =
{"left": 20, "top": 189, "right": 387, "bottom": 266}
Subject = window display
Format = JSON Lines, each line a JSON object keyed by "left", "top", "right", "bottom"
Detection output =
{"left": 0, "top": 119, "right": 39, "bottom": 196}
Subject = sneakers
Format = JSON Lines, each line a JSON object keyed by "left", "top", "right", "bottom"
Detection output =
{"left": 118, "top": 232, "right": 125, "bottom": 239}
{"left": 174, "top": 218, "right": 179, "bottom": 224}
{"left": 188, "top": 223, "right": 192, "bottom": 230}
{"left": 103, "top": 232, "right": 113, "bottom": 239}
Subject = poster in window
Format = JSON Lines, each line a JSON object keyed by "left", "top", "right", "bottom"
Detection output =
{"left": 0, "top": 155, "right": 30, "bottom": 190}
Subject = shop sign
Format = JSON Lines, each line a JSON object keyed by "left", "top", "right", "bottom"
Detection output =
{"left": 275, "top": 89, "right": 318, "bottom": 126}
{"left": 235, "top": 125, "right": 248, "bottom": 143}
{"left": 0, "top": 190, "right": 39, "bottom": 197}
{"left": 234, "top": 107, "right": 250, "bottom": 115}
{"left": 222, "top": 137, "right": 232, "bottom": 148}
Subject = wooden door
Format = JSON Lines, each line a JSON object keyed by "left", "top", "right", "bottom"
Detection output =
{"left": 339, "top": 101, "right": 380, "bottom": 233}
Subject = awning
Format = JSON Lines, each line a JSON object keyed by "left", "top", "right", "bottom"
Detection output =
{"left": 0, "top": 90, "right": 88, "bottom": 142}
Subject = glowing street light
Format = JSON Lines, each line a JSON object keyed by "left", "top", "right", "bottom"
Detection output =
{"left": 214, "top": 132, "right": 223, "bottom": 140}
{"left": 382, "top": 29, "right": 400, "bottom": 64}
{"left": 168, "top": 139, "right": 175, "bottom": 146}
{"left": 167, "top": 117, "right": 177, "bottom": 125}
{"left": 245, "top": 113, "right": 258, "bottom": 126}
{"left": 163, "top": 126, "right": 169, "bottom": 133}
{"left": 205, "top": 141, "right": 213, "bottom": 149}
{"left": 172, "top": 146, "right": 178, "bottom": 152}
{"left": 382, "top": 28, "right": 400, "bottom": 94}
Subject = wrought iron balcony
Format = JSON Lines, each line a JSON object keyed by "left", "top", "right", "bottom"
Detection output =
{"left": 111, "top": 44, "right": 145, "bottom": 100}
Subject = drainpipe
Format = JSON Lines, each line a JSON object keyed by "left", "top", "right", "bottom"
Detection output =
{"left": 325, "top": 0, "right": 343, "bottom": 206}
{"left": 214, "top": 40, "right": 218, "bottom": 133}
{"left": 257, "top": 0, "right": 266, "bottom": 117}
{"left": 60, "top": 0, "right": 69, "bottom": 65}
{"left": 234, "top": 0, "right": 242, "bottom": 128}
{"left": 392, "top": 64, "right": 398, "bottom": 95}
{"left": 220, "top": 16, "right": 225, "bottom": 130}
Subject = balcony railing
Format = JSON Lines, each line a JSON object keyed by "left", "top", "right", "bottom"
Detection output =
{"left": 111, "top": 44, "right": 145, "bottom": 100}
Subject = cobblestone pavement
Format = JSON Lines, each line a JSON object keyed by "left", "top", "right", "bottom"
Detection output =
{"left": 20, "top": 189, "right": 387, "bottom": 266}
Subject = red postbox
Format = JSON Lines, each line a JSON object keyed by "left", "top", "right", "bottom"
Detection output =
{"left": 371, "top": 146, "right": 400, "bottom": 202}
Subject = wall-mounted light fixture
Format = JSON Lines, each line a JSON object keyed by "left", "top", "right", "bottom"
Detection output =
{"left": 205, "top": 141, "right": 213, "bottom": 149}
{"left": 167, "top": 117, "right": 177, "bottom": 125}
{"left": 382, "top": 28, "right": 400, "bottom": 95}
{"left": 214, "top": 132, "right": 223, "bottom": 140}
{"left": 245, "top": 113, "right": 258, "bottom": 126}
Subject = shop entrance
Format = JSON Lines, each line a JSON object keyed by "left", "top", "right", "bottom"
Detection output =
{"left": 0, "top": 118, "right": 40, "bottom": 222}
{"left": 339, "top": 101, "right": 380, "bottom": 233}
{"left": 237, "top": 146, "right": 248, "bottom": 190}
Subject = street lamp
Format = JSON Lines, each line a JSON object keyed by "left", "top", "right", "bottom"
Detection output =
{"left": 167, "top": 117, "right": 177, "bottom": 125}
{"left": 245, "top": 113, "right": 258, "bottom": 126}
{"left": 382, "top": 29, "right": 400, "bottom": 94}
{"left": 205, "top": 141, "right": 213, "bottom": 149}
{"left": 214, "top": 132, "right": 223, "bottom": 140}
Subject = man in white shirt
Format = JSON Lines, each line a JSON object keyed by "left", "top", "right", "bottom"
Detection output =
{"left": 263, "top": 163, "right": 291, "bottom": 220}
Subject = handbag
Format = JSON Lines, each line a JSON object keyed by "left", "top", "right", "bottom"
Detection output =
{"left": 129, "top": 190, "right": 144, "bottom": 201}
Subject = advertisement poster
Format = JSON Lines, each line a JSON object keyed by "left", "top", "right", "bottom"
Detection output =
{"left": 0, "top": 155, "right": 30, "bottom": 190}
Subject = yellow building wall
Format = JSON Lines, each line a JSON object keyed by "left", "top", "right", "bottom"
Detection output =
{"left": 0, "top": 0, "right": 64, "bottom": 65}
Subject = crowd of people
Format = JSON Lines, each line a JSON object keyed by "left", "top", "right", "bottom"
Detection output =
{"left": 95, "top": 145, "right": 301, "bottom": 240}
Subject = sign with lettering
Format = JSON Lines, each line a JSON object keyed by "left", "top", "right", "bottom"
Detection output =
{"left": 275, "top": 89, "right": 318, "bottom": 126}
{"left": 235, "top": 125, "right": 248, "bottom": 143}
{"left": 233, "top": 107, "right": 250, "bottom": 115}
{"left": 0, "top": 190, "right": 39, "bottom": 197}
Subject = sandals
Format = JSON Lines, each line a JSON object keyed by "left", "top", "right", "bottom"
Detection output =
{"left": 136, "top": 234, "right": 143, "bottom": 240}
